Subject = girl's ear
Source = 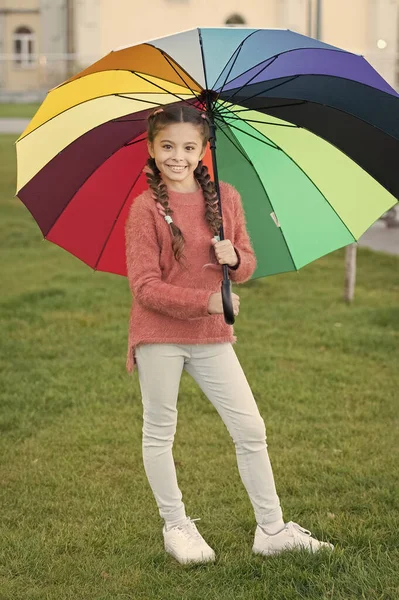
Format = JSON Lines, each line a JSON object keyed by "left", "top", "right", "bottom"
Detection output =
{"left": 199, "top": 146, "right": 206, "bottom": 161}
{"left": 147, "top": 142, "right": 154, "bottom": 158}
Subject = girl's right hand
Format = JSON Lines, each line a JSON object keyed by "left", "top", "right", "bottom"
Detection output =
{"left": 207, "top": 292, "right": 240, "bottom": 316}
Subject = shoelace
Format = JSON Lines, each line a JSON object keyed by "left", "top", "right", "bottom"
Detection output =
{"left": 286, "top": 521, "right": 334, "bottom": 550}
{"left": 172, "top": 517, "right": 203, "bottom": 542}
{"left": 286, "top": 521, "right": 312, "bottom": 537}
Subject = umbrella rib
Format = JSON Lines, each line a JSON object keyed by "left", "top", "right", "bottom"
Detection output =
{"left": 208, "top": 29, "right": 260, "bottom": 110}
{"left": 213, "top": 115, "right": 257, "bottom": 164}
{"left": 214, "top": 113, "right": 279, "bottom": 150}
{"left": 216, "top": 55, "right": 279, "bottom": 111}
{"left": 219, "top": 75, "right": 301, "bottom": 108}
{"left": 218, "top": 103, "right": 298, "bottom": 158}
{"left": 114, "top": 94, "right": 164, "bottom": 103}
{"left": 213, "top": 48, "right": 245, "bottom": 109}
{"left": 212, "top": 114, "right": 299, "bottom": 271}
{"left": 130, "top": 71, "right": 197, "bottom": 106}
{"left": 216, "top": 46, "right": 355, "bottom": 110}
{"left": 198, "top": 28, "right": 209, "bottom": 92}
{"left": 93, "top": 162, "right": 146, "bottom": 272}
{"left": 217, "top": 108, "right": 298, "bottom": 128}
{"left": 114, "top": 93, "right": 195, "bottom": 113}
{"left": 232, "top": 101, "right": 308, "bottom": 113}
{"left": 216, "top": 102, "right": 282, "bottom": 146}
{"left": 123, "top": 136, "right": 147, "bottom": 146}
{"left": 112, "top": 114, "right": 152, "bottom": 123}
{"left": 148, "top": 43, "right": 204, "bottom": 93}
{"left": 159, "top": 50, "right": 203, "bottom": 105}
{"left": 220, "top": 48, "right": 352, "bottom": 87}
{"left": 211, "top": 38, "right": 252, "bottom": 110}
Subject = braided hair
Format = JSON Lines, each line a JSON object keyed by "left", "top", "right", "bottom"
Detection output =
{"left": 145, "top": 105, "right": 223, "bottom": 270}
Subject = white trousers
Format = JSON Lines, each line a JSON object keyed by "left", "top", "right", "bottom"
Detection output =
{"left": 135, "top": 342, "right": 284, "bottom": 528}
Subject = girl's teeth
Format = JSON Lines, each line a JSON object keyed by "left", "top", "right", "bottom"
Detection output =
{"left": 169, "top": 166, "right": 186, "bottom": 172}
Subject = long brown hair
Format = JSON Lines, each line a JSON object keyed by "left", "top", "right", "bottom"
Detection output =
{"left": 145, "top": 104, "right": 222, "bottom": 270}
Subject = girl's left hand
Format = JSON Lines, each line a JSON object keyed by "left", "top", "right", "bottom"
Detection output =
{"left": 211, "top": 238, "right": 238, "bottom": 267}
{"left": 156, "top": 201, "right": 238, "bottom": 268}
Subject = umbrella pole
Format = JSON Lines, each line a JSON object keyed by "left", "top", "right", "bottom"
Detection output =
{"left": 206, "top": 97, "right": 235, "bottom": 325}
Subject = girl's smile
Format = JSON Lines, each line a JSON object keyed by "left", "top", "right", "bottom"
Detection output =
{"left": 148, "top": 122, "right": 206, "bottom": 192}
{"left": 166, "top": 165, "right": 187, "bottom": 172}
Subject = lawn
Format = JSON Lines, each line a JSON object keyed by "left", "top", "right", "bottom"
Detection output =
{"left": 1, "top": 134, "right": 398, "bottom": 599}
{"left": 0, "top": 104, "right": 40, "bottom": 119}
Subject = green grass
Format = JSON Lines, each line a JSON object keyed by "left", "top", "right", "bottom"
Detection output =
{"left": 0, "top": 103, "right": 40, "bottom": 118}
{"left": 1, "top": 134, "right": 398, "bottom": 599}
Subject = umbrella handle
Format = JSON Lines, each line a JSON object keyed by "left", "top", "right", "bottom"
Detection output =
{"left": 221, "top": 265, "right": 235, "bottom": 325}
{"left": 206, "top": 105, "right": 235, "bottom": 326}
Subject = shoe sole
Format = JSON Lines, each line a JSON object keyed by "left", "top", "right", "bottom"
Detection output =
{"left": 252, "top": 543, "right": 334, "bottom": 556}
{"left": 165, "top": 544, "right": 216, "bottom": 565}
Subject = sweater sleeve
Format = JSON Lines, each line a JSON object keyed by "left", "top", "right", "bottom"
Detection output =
{"left": 227, "top": 186, "right": 257, "bottom": 284}
{"left": 125, "top": 196, "right": 214, "bottom": 320}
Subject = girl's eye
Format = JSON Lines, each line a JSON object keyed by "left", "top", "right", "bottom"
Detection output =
{"left": 162, "top": 145, "right": 172, "bottom": 150}
{"left": 186, "top": 146, "right": 194, "bottom": 151}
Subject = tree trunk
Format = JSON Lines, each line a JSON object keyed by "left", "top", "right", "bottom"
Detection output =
{"left": 344, "top": 243, "right": 357, "bottom": 303}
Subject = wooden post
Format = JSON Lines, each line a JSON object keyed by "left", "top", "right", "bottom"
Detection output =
{"left": 344, "top": 243, "right": 357, "bottom": 303}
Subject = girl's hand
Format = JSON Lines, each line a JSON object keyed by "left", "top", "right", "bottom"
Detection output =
{"left": 207, "top": 292, "right": 240, "bottom": 316}
{"left": 211, "top": 238, "right": 238, "bottom": 268}
{"left": 156, "top": 202, "right": 238, "bottom": 268}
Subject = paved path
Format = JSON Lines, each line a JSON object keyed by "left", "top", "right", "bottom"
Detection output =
{"left": 1, "top": 118, "right": 398, "bottom": 256}
{"left": 0, "top": 118, "right": 29, "bottom": 134}
{"left": 358, "top": 219, "right": 399, "bottom": 256}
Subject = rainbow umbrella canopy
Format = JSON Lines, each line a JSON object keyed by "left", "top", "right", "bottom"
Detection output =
{"left": 16, "top": 27, "right": 399, "bottom": 283}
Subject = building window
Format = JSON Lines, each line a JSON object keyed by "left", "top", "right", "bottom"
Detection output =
{"left": 225, "top": 14, "right": 247, "bottom": 26}
{"left": 13, "top": 26, "right": 36, "bottom": 68}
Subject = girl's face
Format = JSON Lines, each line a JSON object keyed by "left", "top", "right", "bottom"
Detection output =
{"left": 148, "top": 122, "right": 206, "bottom": 190}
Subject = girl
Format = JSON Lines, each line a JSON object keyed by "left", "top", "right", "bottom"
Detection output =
{"left": 124, "top": 105, "right": 334, "bottom": 565}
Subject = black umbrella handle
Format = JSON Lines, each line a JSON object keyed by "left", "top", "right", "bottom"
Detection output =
{"left": 221, "top": 265, "right": 235, "bottom": 325}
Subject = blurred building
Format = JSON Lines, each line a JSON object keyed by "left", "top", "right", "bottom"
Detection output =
{"left": 0, "top": 0, "right": 398, "bottom": 98}
{"left": 0, "top": 0, "right": 100, "bottom": 96}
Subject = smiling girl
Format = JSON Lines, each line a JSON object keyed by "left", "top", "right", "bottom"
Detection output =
{"left": 124, "top": 104, "right": 334, "bottom": 565}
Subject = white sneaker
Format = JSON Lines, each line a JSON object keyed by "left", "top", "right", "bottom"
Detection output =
{"left": 163, "top": 517, "right": 216, "bottom": 565}
{"left": 252, "top": 521, "right": 334, "bottom": 556}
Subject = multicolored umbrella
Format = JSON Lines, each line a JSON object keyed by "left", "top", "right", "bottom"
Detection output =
{"left": 16, "top": 28, "right": 399, "bottom": 322}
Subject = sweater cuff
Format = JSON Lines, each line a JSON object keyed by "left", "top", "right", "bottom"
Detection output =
{"left": 201, "top": 289, "right": 215, "bottom": 317}
{"left": 228, "top": 247, "right": 241, "bottom": 271}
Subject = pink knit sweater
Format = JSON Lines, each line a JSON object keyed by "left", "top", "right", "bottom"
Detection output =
{"left": 124, "top": 181, "right": 257, "bottom": 374}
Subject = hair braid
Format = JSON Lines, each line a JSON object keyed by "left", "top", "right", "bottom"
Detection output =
{"left": 194, "top": 160, "right": 222, "bottom": 237}
{"left": 145, "top": 157, "right": 189, "bottom": 270}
